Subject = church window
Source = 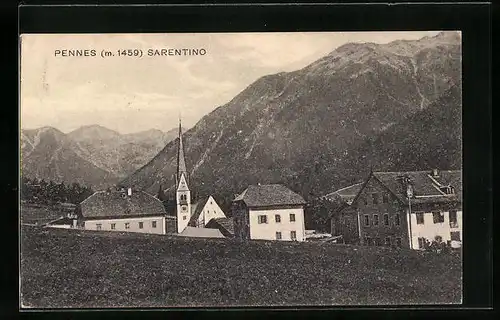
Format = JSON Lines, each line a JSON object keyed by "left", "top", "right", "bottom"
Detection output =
{"left": 139, "top": 222, "right": 143, "bottom": 229}
{"left": 290, "top": 231, "right": 297, "bottom": 240}
{"left": 183, "top": 215, "right": 187, "bottom": 220}
{"left": 276, "top": 232, "right": 282, "bottom": 240}
{"left": 289, "top": 213, "right": 296, "bottom": 222}
{"left": 152, "top": 221, "right": 157, "bottom": 228}
{"left": 111, "top": 223, "right": 116, "bottom": 230}
{"left": 275, "top": 214, "right": 281, "bottom": 223}
{"left": 125, "top": 223, "right": 130, "bottom": 229}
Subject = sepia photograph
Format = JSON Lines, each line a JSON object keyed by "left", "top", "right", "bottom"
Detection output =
{"left": 20, "top": 31, "right": 463, "bottom": 308}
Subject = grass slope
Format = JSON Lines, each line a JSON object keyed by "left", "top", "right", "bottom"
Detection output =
{"left": 20, "top": 226, "right": 461, "bottom": 308}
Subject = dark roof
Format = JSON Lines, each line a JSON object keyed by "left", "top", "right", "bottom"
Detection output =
{"left": 206, "top": 217, "right": 234, "bottom": 236}
{"left": 371, "top": 170, "right": 462, "bottom": 205}
{"left": 323, "top": 183, "right": 364, "bottom": 201}
{"left": 187, "top": 196, "right": 210, "bottom": 227}
{"left": 233, "top": 184, "right": 306, "bottom": 208}
{"left": 46, "top": 216, "right": 74, "bottom": 226}
{"left": 80, "top": 190, "right": 166, "bottom": 219}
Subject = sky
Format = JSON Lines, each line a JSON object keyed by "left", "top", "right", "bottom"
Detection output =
{"left": 20, "top": 31, "right": 441, "bottom": 134}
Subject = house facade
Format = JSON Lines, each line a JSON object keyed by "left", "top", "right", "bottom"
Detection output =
{"left": 232, "top": 184, "right": 307, "bottom": 242}
{"left": 79, "top": 187, "right": 174, "bottom": 235}
{"left": 188, "top": 195, "right": 227, "bottom": 228}
{"left": 334, "top": 169, "right": 462, "bottom": 249}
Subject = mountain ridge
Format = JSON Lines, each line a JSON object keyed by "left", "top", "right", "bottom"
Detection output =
{"left": 120, "top": 31, "right": 462, "bottom": 200}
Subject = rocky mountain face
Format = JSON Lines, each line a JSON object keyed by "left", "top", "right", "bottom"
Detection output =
{"left": 21, "top": 125, "right": 179, "bottom": 188}
{"left": 121, "top": 31, "right": 462, "bottom": 200}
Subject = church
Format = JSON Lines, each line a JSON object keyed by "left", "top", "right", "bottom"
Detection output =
{"left": 173, "top": 120, "right": 227, "bottom": 234}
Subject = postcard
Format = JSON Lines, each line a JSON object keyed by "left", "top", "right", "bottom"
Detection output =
{"left": 20, "top": 31, "right": 462, "bottom": 308}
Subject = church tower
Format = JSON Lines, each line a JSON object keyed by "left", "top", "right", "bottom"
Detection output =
{"left": 176, "top": 118, "right": 191, "bottom": 233}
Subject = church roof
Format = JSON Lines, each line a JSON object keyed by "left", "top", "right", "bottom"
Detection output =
{"left": 176, "top": 119, "right": 188, "bottom": 179}
{"left": 233, "top": 184, "right": 306, "bottom": 208}
{"left": 187, "top": 196, "right": 211, "bottom": 227}
{"left": 80, "top": 189, "right": 166, "bottom": 219}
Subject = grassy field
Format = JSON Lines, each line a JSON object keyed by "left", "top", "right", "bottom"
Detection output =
{"left": 20, "top": 226, "right": 462, "bottom": 308}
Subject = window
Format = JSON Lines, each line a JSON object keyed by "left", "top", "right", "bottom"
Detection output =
{"left": 418, "top": 237, "right": 426, "bottom": 249}
{"left": 290, "top": 231, "right": 297, "bottom": 240}
{"left": 183, "top": 215, "right": 187, "bottom": 220}
{"left": 383, "top": 214, "right": 389, "bottom": 226}
{"left": 416, "top": 212, "right": 424, "bottom": 225}
{"left": 125, "top": 222, "right": 130, "bottom": 229}
{"left": 111, "top": 223, "right": 116, "bottom": 230}
{"left": 449, "top": 210, "right": 458, "bottom": 228}
{"left": 372, "top": 193, "right": 379, "bottom": 204}
{"left": 395, "top": 214, "right": 400, "bottom": 226}
{"left": 275, "top": 214, "right": 281, "bottom": 223}
{"left": 385, "top": 237, "right": 391, "bottom": 246}
{"left": 364, "top": 215, "right": 370, "bottom": 226}
{"left": 258, "top": 215, "right": 268, "bottom": 224}
{"left": 395, "top": 237, "right": 402, "bottom": 247}
{"left": 152, "top": 221, "right": 157, "bottom": 228}
{"left": 276, "top": 232, "right": 282, "bottom": 240}
{"left": 433, "top": 211, "right": 444, "bottom": 224}
{"left": 289, "top": 214, "right": 296, "bottom": 222}
{"left": 450, "top": 231, "right": 460, "bottom": 241}
{"left": 96, "top": 223, "right": 102, "bottom": 230}
{"left": 139, "top": 222, "right": 144, "bottom": 229}
{"left": 374, "top": 238, "right": 381, "bottom": 246}
{"left": 383, "top": 194, "right": 389, "bottom": 203}
{"left": 373, "top": 214, "right": 379, "bottom": 226}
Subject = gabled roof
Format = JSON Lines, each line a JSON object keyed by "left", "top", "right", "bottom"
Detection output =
{"left": 233, "top": 184, "right": 306, "bottom": 207}
{"left": 187, "top": 196, "right": 211, "bottom": 227}
{"left": 322, "top": 183, "right": 364, "bottom": 201}
{"left": 178, "top": 226, "right": 225, "bottom": 239}
{"left": 206, "top": 217, "right": 234, "bottom": 236}
{"left": 80, "top": 190, "right": 166, "bottom": 219}
{"left": 365, "top": 170, "right": 462, "bottom": 205}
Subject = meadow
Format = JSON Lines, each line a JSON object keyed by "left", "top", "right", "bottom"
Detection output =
{"left": 20, "top": 225, "right": 462, "bottom": 308}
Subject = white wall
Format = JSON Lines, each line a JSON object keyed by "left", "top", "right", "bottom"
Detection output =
{"left": 84, "top": 216, "right": 166, "bottom": 235}
{"left": 408, "top": 210, "right": 462, "bottom": 249}
{"left": 176, "top": 190, "right": 192, "bottom": 233}
{"left": 249, "top": 207, "right": 305, "bottom": 241}
{"left": 197, "top": 195, "right": 226, "bottom": 226}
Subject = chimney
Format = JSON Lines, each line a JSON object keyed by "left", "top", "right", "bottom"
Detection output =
{"left": 432, "top": 169, "right": 439, "bottom": 177}
{"left": 127, "top": 187, "right": 132, "bottom": 196}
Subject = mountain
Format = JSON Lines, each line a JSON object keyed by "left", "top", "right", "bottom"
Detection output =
{"left": 67, "top": 126, "right": 180, "bottom": 179}
{"left": 21, "top": 127, "right": 117, "bottom": 188}
{"left": 121, "top": 31, "right": 462, "bottom": 199}
{"left": 21, "top": 126, "right": 180, "bottom": 188}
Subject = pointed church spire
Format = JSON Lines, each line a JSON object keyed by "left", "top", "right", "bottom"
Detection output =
{"left": 177, "top": 116, "right": 188, "bottom": 184}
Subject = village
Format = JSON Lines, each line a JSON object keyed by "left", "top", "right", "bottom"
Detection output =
{"left": 29, "top": 120, "right": 463, "bottom": 252}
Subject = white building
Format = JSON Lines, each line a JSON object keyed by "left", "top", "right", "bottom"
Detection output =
{"left": 79, "top": 187, "right": 176, "bottom": 235}
{"left": 232, "top": 184, "right": 307, "bottom": 242}
{"left": 172, "top": 119, "right": 227, "bottom": 234}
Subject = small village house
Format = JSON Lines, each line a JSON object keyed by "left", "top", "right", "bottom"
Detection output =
{"left": 232, "top": 184, "right": 307, "bottom": 242}
{"left": 334, "top": 169, "right": 462, "bottom": 250}
{"left": 205, "top": 217, "right": 234, "bottom": 238}
{"left": 322, "top": 183, "right": 363, "bottom": 237}
{"left": 187, "top": 195, "right": 227, "bottom": 228}
{"left": 78, "top": 187, "right": 176, "bottom": 234}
